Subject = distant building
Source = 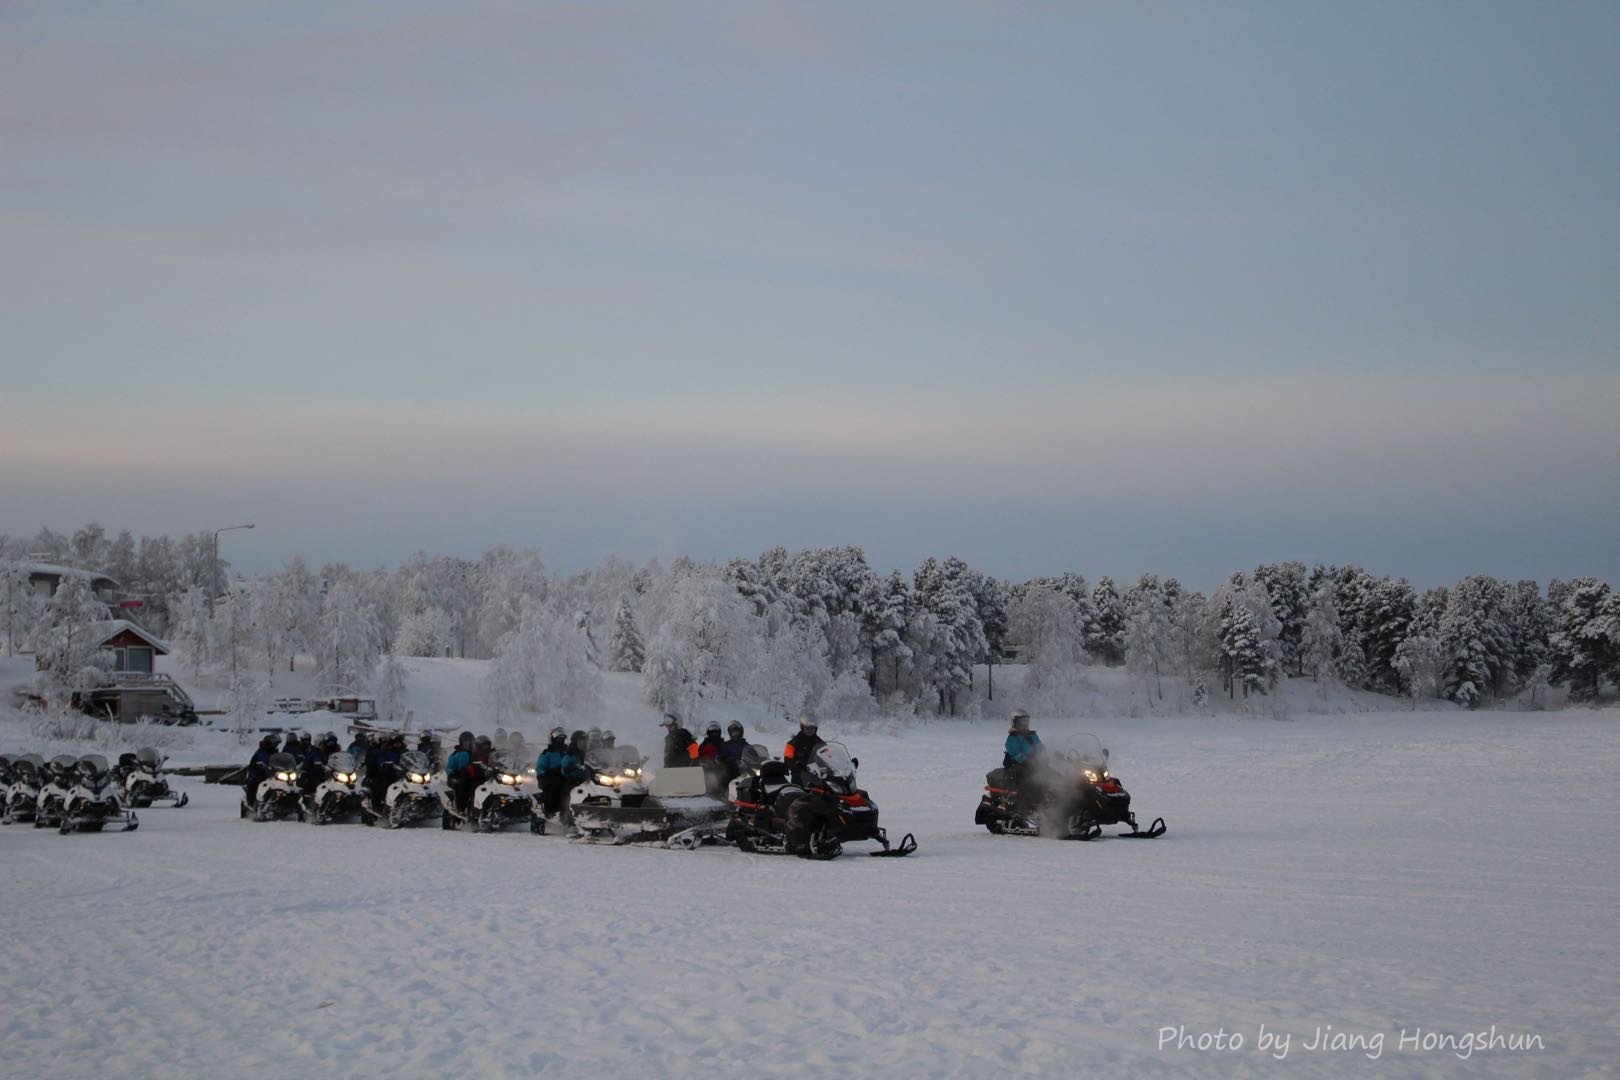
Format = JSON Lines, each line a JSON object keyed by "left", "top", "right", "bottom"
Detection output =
{"left": 23, "top": 562, "right": 120, "bottom": 605}
{"left": 87, "top": 620, "right": 170, "bottom": 674}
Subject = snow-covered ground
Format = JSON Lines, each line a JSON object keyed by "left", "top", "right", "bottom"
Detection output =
{"left": 3, "top": 663, "right": 1618, "bottom": 1078}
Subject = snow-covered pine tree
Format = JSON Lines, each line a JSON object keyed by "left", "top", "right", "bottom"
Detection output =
{"left": 1218, "top": 601, "right": 1265, "bottom": 699}
{"left": 607, "top": 597, "right": 646, "bottom": 673}
{"left": 1088, "top": 577, "right": 1126, "bottom": 666}
{"left": 31, "top": 574, "right": 113, "bottom": 706}
{"left": 1253, "top": 562, "right": 1308, "bottom": 675}
{"left": 1546, "top": 578, "right": 1618, "bottom": 702}
{"left": 315, "top": 579, "right": 382, "bottom": 693}
{"left": 1392, "top": 633, "right": 1442, "bottom": 707}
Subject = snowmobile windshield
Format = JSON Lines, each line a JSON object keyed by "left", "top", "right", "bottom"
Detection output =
{"left": 400, "top": 750, "right": 431, "bottom": 778}
{"left": 808, "top": 743, "right": 857, "bottom": 790}
{"left": 1053, "top": 733, "right": 1109, "bottom": 771}
{"left": 50, "top": 754, "right": 78, "bottom": 775}
{"left": 326, "top": 751, "right": 357, "bottom": 775}
{"left": 490, "top": 750, "right": 523, "bottom": 785}
{"left": 740, "top": 743, "right": 770, "bottom": 771}
{"left": 269, "top": 752, "right": 299, "bottom": 772}
{"left": 78, "top": 754, "right": 110, "bottom": 780}
{"left": 136, "top": 747, "right": 162, "bottom": 767}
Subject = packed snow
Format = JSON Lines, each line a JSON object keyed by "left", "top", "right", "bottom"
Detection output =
{"left": 3, "top": 662, "right": 1617, "bottom": 1078}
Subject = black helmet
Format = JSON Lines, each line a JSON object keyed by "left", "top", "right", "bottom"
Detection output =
{"left": 549, "top": 726, "right": 566, "bottom": 742}
{"left": 323, "top": 733, "right": 340, "bottom": 750}
{"left": 474, "top": 735, "right": 492, "bottom": 751}
{"left": 706, "top": 721, "right": 721, "bottom": 735}
{"left": 798, "top": 711, "right": 818, "bottom": 731}
{"left": 458, "top": 730, "right": 475, "bottom": 749}
{"left": 259, "top": 734, "right": 279, "bottom": 749}
{"left": 300, "top": 732, "right": 313, "bottom": 744}
{"left": 727, "top": 721, "right": 744, "bottom": 737}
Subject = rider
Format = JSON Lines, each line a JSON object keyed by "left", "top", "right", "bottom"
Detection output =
{"left": 717, "top": 721, "right": 749, "bottom": 780}
{"left": 660, "top": 714, "right": 697, "bottom": 768}
{"left": 697, "top": 721, "right": 724, "bottom": 762}
{"left": 782, "top": 712, "right": 826, "bottom": 784}
{"left": 444, "top": 731, "right": 477, "bottom": 813}
{"left": 1002, "top": 708, "right": 1044, "bottom": 810}
{"left": 365, "top": 733, "right": 405, "bottom": 807}
{"left": 535, "top": 727, "right": 573, "bottom": 820}
{"left": 243, "top": 734, "right": 281, "bottom": 806}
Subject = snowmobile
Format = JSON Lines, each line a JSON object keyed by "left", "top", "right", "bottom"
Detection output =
{"left": 361, "top": 749, "right": 442, "bottom": 828}
{"left": 57, "top": 754, "right": 139, "bottom": 834}
{"left": 240, "top": 751, "right": 305, "bottom": 822}
{"left": 974, "top": 732, "right": 1165, "bottom": 840}
{"left": 113, "top": 747, "right": 189, "bottom": 808}
{"left": 725, "top": 742, "right": 915, "bottom": 860}
{"left": 302, "top": 750, "right": 365, "bottom": 825}
{"left": 566, "top": 745, "right": 731, "bottom": 846}
{"left": 34, "top": 754, "right": 79, "bottom": 829}
{"left": 3, "top": 753, "right": 44, "bottom": 824}
{"left": 441, "top": 750, "right": 532, "bottom": 833}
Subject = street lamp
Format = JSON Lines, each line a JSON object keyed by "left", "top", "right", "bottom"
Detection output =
{"left": 211, "top": 523, "right": 254, "bottom": 612}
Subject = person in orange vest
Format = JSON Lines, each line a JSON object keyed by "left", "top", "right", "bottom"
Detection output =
{"left": 660, "top": 714, "right": 697, "bottom": 767}
{"left": 782, "top": 712, "right": 826, "bottom": 783}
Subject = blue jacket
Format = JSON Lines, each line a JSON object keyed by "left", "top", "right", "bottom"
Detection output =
{"left": 536, "top": 745, "right": 568, "bottom": 777}
{"left": 445, "top": 748, "right": 471, "bottom": 780}
{"left": 1003, "top": 731, "right": 1043, "bottom": 767}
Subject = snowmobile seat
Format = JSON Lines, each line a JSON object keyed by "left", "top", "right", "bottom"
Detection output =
{"left": 986, "top": 766, "right": 1018, "bottom": 792}
{"left": 759, "top": 760, "right": 791, "bottom": 784}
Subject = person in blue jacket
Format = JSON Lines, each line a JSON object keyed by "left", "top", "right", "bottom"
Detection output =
{"left": 444, "top": 731, "right": 476, "bottom": 812}
{"left": 1002, "top": 708, "right": 1044, "bottom": 810}
{"left": 1003, "top": 708, "right": 1043, "bottom": 767}
{"left": 243, "top": 734, "right": 281, "bottom": 806}
{"left": 534, "top": 727, "right": 577, "bottom": 820}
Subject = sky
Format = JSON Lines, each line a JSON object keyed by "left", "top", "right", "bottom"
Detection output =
{"left": 3, "top": 1, "right": 1617, "bottom": 591}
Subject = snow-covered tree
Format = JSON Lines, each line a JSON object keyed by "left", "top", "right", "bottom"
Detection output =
{"left": 1218, "top": 601, "right": 1265, "bottom": 699}
{"left": 641, "top": 570, "right": 759, "bottom": 721}
{"left": 1298, "top": 576, "right": 1344, "bottom": 682}
{"left": 1439, "top": 576, "right": 1513, "bottom": 708}
{"left": 315, "top": 580, "right": 381, "bottom": 693}
{"left": 1547, "top": 578, "right": 1618, "bottom": 702}
{"left": 170, "top": 585, "right": 213, "bottom": 679}
{"left": 1008, "top": 585, "right": 1089, "bottom": 711}
{"left": 2, "top": 560, "right": 40, "bottom": 655}
{"left": 602, "top": 596, "right": 643, "bottom": 673}
{"left": 1392, "top": 633, "right": 1442, "bottom": 707}
{"left": 373, "top": 653, "right": 411, "bottom": 725}
{"left": 1087, "top": 577, "right": 1126, "bottom": 666}
{"left": 1123, "top": 576, "right": 1170, "bottom": 700}
{"left": 31, "top": 575, "right": 113, "bottom": 705}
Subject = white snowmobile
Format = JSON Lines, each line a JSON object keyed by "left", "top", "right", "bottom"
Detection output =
{"left": 442, "top": 750, "right": 532, "bottom": 833}
{"left": 302, "top": 750, "right": 364, "bottom": 825}
{"left": 3, "top": 753, "right": 46, "bottom": 824}
{"left": 34, "top": 754, "right": 79, "bottom": 830}
{"left": 240, "top": 751, "right": 304, "bottom": 822}
{"left": 57, "top": 754, "right": 139, "bottom": 834}
{"left": 567, "top": 745, "right": 731, "bottom": 846}
{"left": 114, "top": 747, "right": 189, "bottom": 808}
{"left": 362, "top": 749, "right": 442, "bottom": 828}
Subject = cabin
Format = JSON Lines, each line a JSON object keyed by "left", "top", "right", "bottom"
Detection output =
{"left": 22, "top": 563, "right": 121, "bottom": 605}
{"left": 75, "top": 621, "right": 196, "bottom": 725}
{"left": 88, "top": 620, "right": 169, "bottom": 674}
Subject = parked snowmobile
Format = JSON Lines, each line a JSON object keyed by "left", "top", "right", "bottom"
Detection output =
{"left": 725, "top": 742, "right": 915, "bottom": 860}
{"left": 4, "top": 753, "right": 44, "bottom": 823}
{"left": 362, "top": 749, "right": 442, "bottom": 828}
{"left": 114, "top": 747, "right": 189, "bottom": 808}
{"left": 566, "top": 745, "right": 730, "bottom": 846}
{"left": 442, "top": 750, "right": 532, "bottom": 833}
{"left": 241, "top": 751, "right": 304, "bottom": 822}
{"left": 303, "top": 750, "right": 364, "bottom": 825}
{"left": 34, "top": 754, "right": 79, "bottom": 830}
{"left": 975, "top": 732, "right": 1165, "bottom": 840}
{"left": 58, "top": 754, "right": 139, "bottom": 834}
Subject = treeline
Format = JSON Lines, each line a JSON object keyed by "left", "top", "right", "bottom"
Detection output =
{"left": 3, "top": 524, "right": 1617, "bottom": 723}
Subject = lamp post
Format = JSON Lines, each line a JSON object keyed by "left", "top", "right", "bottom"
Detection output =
{"left": 211, "top": 523, "right": 254, "bottom": 613}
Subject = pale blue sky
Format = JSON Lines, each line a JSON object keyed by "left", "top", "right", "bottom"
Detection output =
{"left": 3, "top": 2, "right": 1617, "bottom": 588}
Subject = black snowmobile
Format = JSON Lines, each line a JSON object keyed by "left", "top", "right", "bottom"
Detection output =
{"left": 726, "top": 742, "right": 915, "bottom": 860}
{"left": 975, "top": 732, "right": 1165, "bottom": 840}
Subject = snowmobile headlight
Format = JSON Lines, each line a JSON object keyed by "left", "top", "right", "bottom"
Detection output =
{"left": 408, "top": 772, "right": 430, "bottom": 784}
{"left": 275, "top": 771, "right": 294, "bottom": 782}
{"left": 595, "top": 772, "right": 618, "bottom": 786}
{"left": 338, "top": 771, "right": 356, "bottom": 783}
{"left": 1082, "top": 769, "right": 1100, "bottom": 783}
{"left": 499, "top": 773, "right": 520, "bottom": 786}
